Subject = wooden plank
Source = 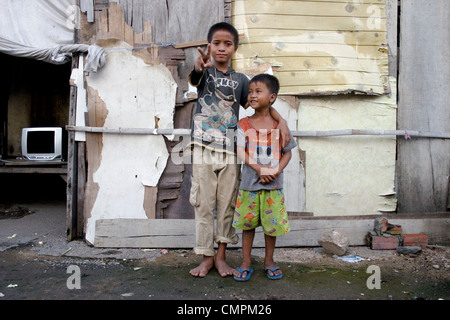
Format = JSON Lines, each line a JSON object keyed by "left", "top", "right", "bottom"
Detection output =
{"left": 77, "top": 142, "right": 86, "bottom": 237}
{"left": 173, "top": 40, "right": 208, "bottom": 49}
{"left": 66, "top": 125, "right": 191, "bottom": 135}
{"left": 156, "top": 138, "right": 185, "bottom": 218}
{"left": 232, "top": 0, "right": 389, "bottom": 95}
{"left": 158, "top": 101, "right": 193, "bottom": 219}
{"left": 108, "top": 2, "right": 125, "bottom": 40}
{"left": 80, "top": 0, "right": 95, "bottom": 23}
{"left": 115, "top": 0, "right": 224, "bottom": 44}
{"left": 94, "top": 0, "right": 109, "bottom": 10}
{"left": 233, "top": 0, "right": 385, "bottom": 17}
{"left": 385, "top": 0, "right": 398, "bottom": 77}
{"left": 0, "top": 160, "right": 67, "bottom": 166}
{"left": 143, "top": 186, "right": 157, "bottom": 219}
{"left": 0, "top": 167, "right": 67, "bottom": 174}
{"left": 66, "top": 125, "right": 450, "bottom": 139}
{"left": 238, "top": 29, "right": 387, "bottom": 46}
{"left": 447, "top": 163, "right": 450, "bottom": 210}
{"left": 234, "top": 0, "right": 384, "bottom": 4}
{"left": 233, "top": 15, "right": 386, "bottom": 32}
{"left": 397, "top": 0, "right": 450, "bottom": 213}
{"left": 275, "top": 70, "right": 387, "bottom": 87}
{"left": 235, "top": 43, "right": 387, "bottom": 60}
{"left": 94, "top": 214, "right": 450, "bottom": 248}
{"left": 95, "top": 219, "right": 195, "bottom": 248}
{"left": 235, "top": 56, "right": 388, "bottom": 73}
{"left": 66, "top": 56, "right": 79, "bottom": 241}
{"left": 73, "top": 55, "right": 87, "bottom": 142}
{"left": 95, "top": 7, "right": 109, "bottom": 40}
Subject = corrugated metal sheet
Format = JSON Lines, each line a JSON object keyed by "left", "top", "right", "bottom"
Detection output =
{"left": 232, "top": 0, "right": 390, "bottom": 95}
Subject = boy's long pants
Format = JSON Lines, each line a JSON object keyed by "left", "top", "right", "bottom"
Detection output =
{"left": 190, "top": 146, "right": 240, "bottom": 256}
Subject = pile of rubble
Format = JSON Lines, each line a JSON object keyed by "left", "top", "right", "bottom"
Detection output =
{"left": 317, "top": 217, "right": 429, "bottom": 256}
{"left": 367, "top": 217, "right": 428, "bottom": 255}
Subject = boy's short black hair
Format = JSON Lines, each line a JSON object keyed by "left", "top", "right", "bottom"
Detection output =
{"left": 207, "top": 22, "right": 239, "bottom": 47}
{"left": 250, "top": 74, "right": 280, "bottom": 95}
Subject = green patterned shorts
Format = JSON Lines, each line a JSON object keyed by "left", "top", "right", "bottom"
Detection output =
{"left": 233, "top": 189, "right": 290, "bottom": 237}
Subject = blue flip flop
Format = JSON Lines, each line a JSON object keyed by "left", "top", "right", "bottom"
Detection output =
{"left": 234, "top": 267, "right": 253, "bottom": 282}
{"left": 265, "top": 266, "right": 283, "bottom": 280}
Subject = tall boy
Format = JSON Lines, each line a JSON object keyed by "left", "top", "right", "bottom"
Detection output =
{"left": 188, "top": 22, "right": 290, "bottom": 277}
{"left": 233, "top": 74, "right": 297, "bottom": 281}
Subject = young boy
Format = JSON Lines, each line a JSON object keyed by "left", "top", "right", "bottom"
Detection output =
{"left": 188, "top": 22, "right": 291, "bottom": 278}
{"left": 233, "top": 74, "right": 297, "bottom": 281}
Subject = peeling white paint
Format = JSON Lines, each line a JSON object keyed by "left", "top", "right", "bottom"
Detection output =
{"left": 84, "top": 41, "right": 177, "bottom": 244}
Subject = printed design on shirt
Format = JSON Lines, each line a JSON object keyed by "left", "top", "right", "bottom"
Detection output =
{"left": 240, "top": 118, "right": 282, "bottom": 169}
{"left": 192, "top": 74, "right": 238, "bottom": 146}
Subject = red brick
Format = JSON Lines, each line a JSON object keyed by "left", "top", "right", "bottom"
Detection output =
{"left": 385, "top": 225, "right": 402, "bottom": 235}
{"left": 369, "top": 234, "right": 399, "bottom": 250}
{"left": 402, "top": 234, "right": 428, "bottom": 248}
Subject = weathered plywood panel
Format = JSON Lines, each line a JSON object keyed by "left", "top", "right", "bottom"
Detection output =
{"left": 111, "top": 0, "right": 224, "bottom": 44}
{"left": 109, "top": 0, "right": 225, "bottom": 81}
{"left": 298, "top": 77, "right": 397, "bottom": 216}
{"left": 397, "top": 0, "right": 450, "bottom": 213}
{"left": 84, "top": 41, "right": 177, "bottom": 244}
{"left": 94, "top": 215, "right": 450, "bottom": 247}
{"left": 231, "top": 0, "right": 390, "bottom": 95}
{"left": 82, "top": 2, "right": 182, "bottom": 244}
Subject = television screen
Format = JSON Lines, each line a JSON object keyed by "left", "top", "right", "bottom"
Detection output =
{"left": 27, "top": 131, "right": 55, "bottom": 154}
{"left": 21, "top": 127, "right": 63, "bottom": 161}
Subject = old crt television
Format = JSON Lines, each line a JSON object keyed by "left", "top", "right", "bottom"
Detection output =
{"left": 21, "top": 127, "right": 63, "bottom": 161}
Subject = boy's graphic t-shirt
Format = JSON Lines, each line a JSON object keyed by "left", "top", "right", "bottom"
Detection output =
{"left": 237, "top": 117, "right": 297, "bottom": 191}
{"left": 189, "top": 66, "right": 249, "bottom": 154}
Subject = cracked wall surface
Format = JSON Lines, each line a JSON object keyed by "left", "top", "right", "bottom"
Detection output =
{"left": 84, "top": 40, "right": 177, "bottom": 244}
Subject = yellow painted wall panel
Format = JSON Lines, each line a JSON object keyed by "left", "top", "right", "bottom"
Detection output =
{"left": 297, "top": 77, "right": 398, "bottom": 216}
{"left": 235, "top": 56, "right": 388, "bottom": 73}
{"left": 233, "top": 0, "right": 385, "bottom": 18}
{"left": 232, "top": 0, "right": 389, "bottom": 95}
{"left": 239, "top": 29, "right": 387, "bottom": 46}
{"left": 233, "top": 14, "right": 386, "bottom": 32}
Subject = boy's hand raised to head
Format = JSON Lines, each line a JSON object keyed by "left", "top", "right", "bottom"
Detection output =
{"left": 195, "top": 45, "right": 212, "bottom": 73}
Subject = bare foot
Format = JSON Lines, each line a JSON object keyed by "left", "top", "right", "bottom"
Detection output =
{"left": 215, "top": 258, "right": 240, "bottom": 277}
{"left": 189, "top": 256, "right": 214, "bottom": 277}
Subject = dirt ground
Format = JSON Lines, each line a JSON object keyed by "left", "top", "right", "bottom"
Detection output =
{"left": 1, "top": 242, "right": 448, "bottom": 301}
{"left": 0, "top": 176, "right": 449, "bottom": 303}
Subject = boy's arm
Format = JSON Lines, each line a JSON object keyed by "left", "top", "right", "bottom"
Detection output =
{"left": 190, "top": 45, "right": 212, "bottom": 86}
{"left": 275, "top": 150, "right": 292, "bottom": 177}
{"left": 189, "top": 69, "right": 203, "bottom": 86}
{"left": 269, "top": 107, "right": 291, "bottom": 148}
{"left": 240, "top": 75, "right": 250, "bottom": 109}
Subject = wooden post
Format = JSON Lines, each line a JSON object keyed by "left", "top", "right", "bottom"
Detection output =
{"left": 397, "top": 0, "right": 450, "bottom": 213}
{"left": 67, "top": 55, "right": 79, "bottom": 240}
